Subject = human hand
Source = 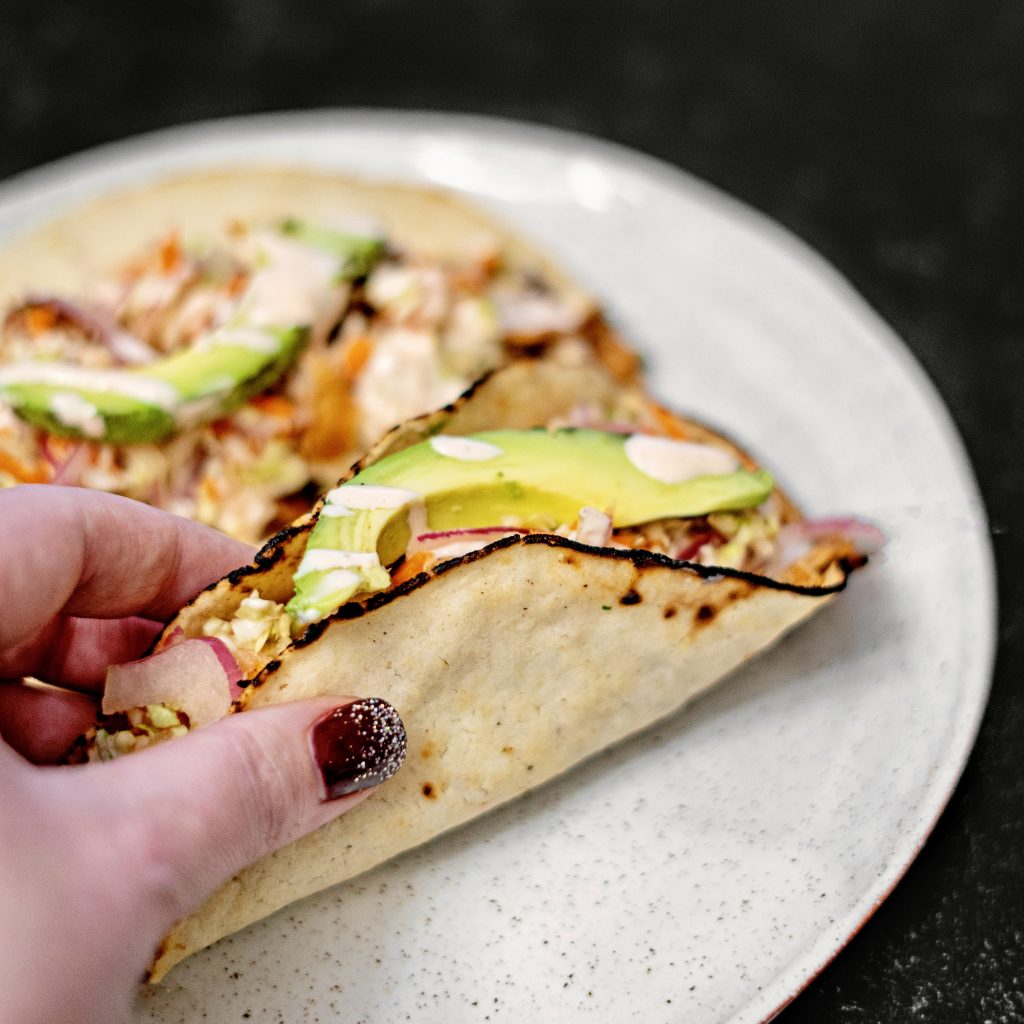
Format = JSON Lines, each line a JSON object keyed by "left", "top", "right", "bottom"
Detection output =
{"left": 0, "top": 486, "right": 406, "bottom": 1024}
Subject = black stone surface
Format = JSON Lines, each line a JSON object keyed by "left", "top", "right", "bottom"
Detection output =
{"left": 1, "top": 2, "right": 1021, "bottom": 1020}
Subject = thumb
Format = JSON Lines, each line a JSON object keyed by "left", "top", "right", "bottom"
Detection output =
{"left": 91, "top": 696, "right": 406, "bottom": 933}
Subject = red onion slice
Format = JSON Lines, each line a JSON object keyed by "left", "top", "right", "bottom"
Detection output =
{"left": 555, "top": 404, "right": 638, "bottom": 434}
{"left": 493, "top": 292, "right": 586, "bottom": 337}
{"left": 158, "top": 625, "right": 185, "bottom": 652}
{"left": 674, "top": 530, "right": 718, "bottom": 563}
{"left": 102, "top": 637, "right": 241, "bottom": 728}
{"left": 762, "top": 516, "right": 884, "bottom": 577}
{"left": 18, "top": 295, "right": 157, "bottom": 365}
{"left": 196, "top": 636, "right": 245, "bottom": 699}
{"left": 40, "top": 437, "right": 89, "bottom": 485}
{"left": 780, "top": 517, "right": 885, "bottom": 556}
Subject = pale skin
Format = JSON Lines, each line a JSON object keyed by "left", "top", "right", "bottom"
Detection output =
{"left": 0, "top": 486, "right": 374, "bottom": 1024}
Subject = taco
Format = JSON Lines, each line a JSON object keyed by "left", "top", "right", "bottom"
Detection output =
{"left": 0, "top": 169, "right": 636, "bottom": 542}
{"left": 74, "top": 358, "right": 879, "bottom": 979}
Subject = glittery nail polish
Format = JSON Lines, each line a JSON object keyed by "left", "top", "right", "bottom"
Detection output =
{"left": 310, "top": 698, "right": 407, "bottom": 800}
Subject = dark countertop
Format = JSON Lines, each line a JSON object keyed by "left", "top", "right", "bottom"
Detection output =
{"left": 2, "top": 2, "right": 1020, "bottom": 1020}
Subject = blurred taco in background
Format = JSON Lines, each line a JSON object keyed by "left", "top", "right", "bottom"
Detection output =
{"left": 73, "top": 358, "right": 879, "bottom": 978}
{"left": 0, "top": 169, "right": 636, "bottom": 542}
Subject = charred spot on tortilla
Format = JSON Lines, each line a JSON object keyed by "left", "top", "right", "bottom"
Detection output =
{"left": 208, "top": 521, "right": 313, "bottom": 594}
{"left": 619, "top": 589, "right": 642, "bottom": 606}
{"left": 663, "top": 605, "right": 678, "bottom": 619}
{"left": 695, "top": 604, "right": 717, "bottom": 624}
{"left": 446, "top": 368, "right": 492, "bottom": 407}
{"left": 246, "top": 659, "right": 281, "bottom": 685}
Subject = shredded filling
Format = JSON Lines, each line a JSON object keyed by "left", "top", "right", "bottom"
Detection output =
{"left": 72, "top": 704, "right": 189, "bottom": 763}
{"left": 194, "top": 406, "right": 800, "bottom": 682}
{"left": 1, "top": 230, "right": 625, "bottom": 543}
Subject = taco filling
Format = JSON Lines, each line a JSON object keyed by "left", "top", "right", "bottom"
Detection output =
{"left": 80, "top": 412, "right": 879, "bottom": 763}
{"left": 0, "top": 222, "right": 632, "bottom": 542}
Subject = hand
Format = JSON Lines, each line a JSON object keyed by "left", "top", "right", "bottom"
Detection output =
{"left": 0, "top": 486, "right": 406, "bottom": 1024}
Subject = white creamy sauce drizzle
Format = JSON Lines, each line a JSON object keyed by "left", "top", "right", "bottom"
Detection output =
{"left": 325, "top": 484, "right": 421, "bottom": 510}
{"left": 406, "top": 501, "right": 428, "bottom": 540}
{"left": 50, "top": 392, "right": 103, "bottom": 438}
{"left": 296, "top": 549, "right": 382, "bottom": 577}
{"left": 243, "top": 233, "right": 340, "bottom": 329}
{"left": 0, "top": 364, "right": 180, "bottom": 410}
{"left": 429, "top": 435, "right": 503, "bottom": 461}
{"left": 198, "top": 326, "right": 282, "bottom": 355}
{"left": 318, "top": 503, "right": 354, "bottom": 518}
{"left": 624, "top": 434, "right": 739, "bottom": 484}
{"left": 353, "top": 327, "right": 468, "bottom": 447}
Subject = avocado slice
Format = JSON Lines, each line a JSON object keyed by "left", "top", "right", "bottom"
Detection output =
{"left": 0, "top": 223, "right": 385, "bottom": 443}
{"left": 286, "top": 428, "right": 774, "bottom": 625}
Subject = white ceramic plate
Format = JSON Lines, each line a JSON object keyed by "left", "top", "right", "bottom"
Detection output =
{"left": 0, "top": 112, "right": 995, "bottom": 1023}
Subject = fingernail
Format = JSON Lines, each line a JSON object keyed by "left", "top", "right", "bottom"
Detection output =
{"left": 310, "top": 698, "right": 407, "bottom": 801}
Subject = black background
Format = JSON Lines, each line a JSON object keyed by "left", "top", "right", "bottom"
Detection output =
{"left": 2, "top": 2, "right": 1022, "bottom": 1021}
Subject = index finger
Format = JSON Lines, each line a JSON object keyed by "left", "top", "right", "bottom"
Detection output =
{"left": 0, "top": 486, "right": 253, "bottom": 652}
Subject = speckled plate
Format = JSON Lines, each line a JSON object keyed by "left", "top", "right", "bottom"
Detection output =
{"left": 0, "top": 112, "right": 995, "bottom": 1023}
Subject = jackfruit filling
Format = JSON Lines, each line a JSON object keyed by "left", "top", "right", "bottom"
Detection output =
{"left": 201, "top": 591, "right": 292, "bottom": 678}
{"left": 1, "top": 228, "right": 620, "bottom": 544}
{"left": 72, "top": 704, "right": 189, "bottom": 764}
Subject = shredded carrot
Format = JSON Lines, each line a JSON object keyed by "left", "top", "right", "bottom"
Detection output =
{"left": 390, "top": 551, "right": 432, "bottom": 588}
{"left": 159, "top": 233, "right": 183, "bottom": 274}
{"left": 649, "top": 402, "right": 690, "bottom": 440}
{"left": 450, "top": 249, "right": 502, "bottom": 291}
{"left": 24, "top": 304, "right": 58, "bottom": 337}
{"left": 0, "top": 446, "right": 50, "bottom": 483}
{"left": 199, "top": 476, "right": 222, "bottom": 503}
{"left": 594, "top": 323, "right": 642, "bottom": 382}
{"left": 297, "top": 348, "right": 357, "bottom": 462}
{"left": 478, "top": 249, "right": 502, "bottom": 276}
{"left": 250, "top": 394, "right": 296, "bottom": 420}
{"left": 339, "top": 334, "right": 374, "bottom": 380}
{"left": 447, "top": 268, "right": 485, "bottom": 292}
{"left": 226, "top": 271, "right": 249, "bottom": 296}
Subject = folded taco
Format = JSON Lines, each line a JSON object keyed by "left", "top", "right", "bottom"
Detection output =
{"left": 73, "top": 358, "right": 878, "bottom": 979}
{"left": 0, "top": 169, "right": 636, "bottom": 542}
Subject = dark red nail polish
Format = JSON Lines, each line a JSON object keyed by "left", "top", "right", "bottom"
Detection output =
{"left": 310, "top": 698, "right": 407, "bottom": 800}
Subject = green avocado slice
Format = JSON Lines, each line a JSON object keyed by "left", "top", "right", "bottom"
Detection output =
{"left": 286, "top": 428, "right": 774, "bottom": 626}
{"left": 0, "top": 223, "right": 385, "bottom": 443}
